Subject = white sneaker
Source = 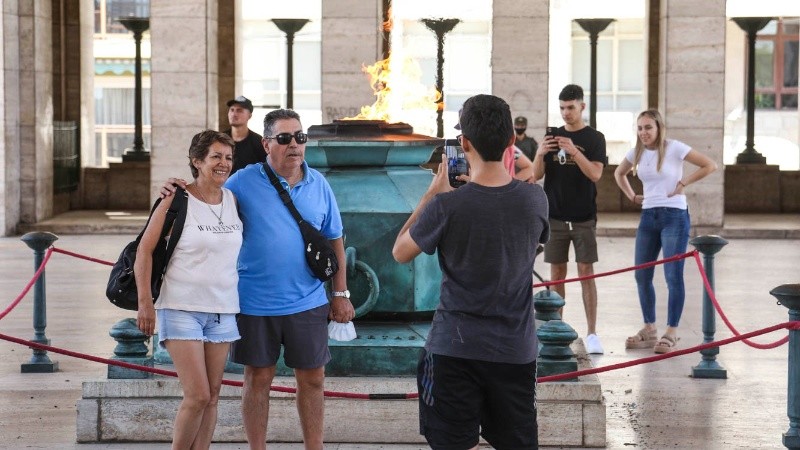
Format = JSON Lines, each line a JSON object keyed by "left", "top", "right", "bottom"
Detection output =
{"left": 585, "top": 334, "right": 604, "bottom": 354}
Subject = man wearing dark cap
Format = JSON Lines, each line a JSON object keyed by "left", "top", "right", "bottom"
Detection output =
{"left": 224, "top": 96, "right": 264, "bottom": 174}
{"left": 514, "top": 115, "right": 538, "bottom": 161}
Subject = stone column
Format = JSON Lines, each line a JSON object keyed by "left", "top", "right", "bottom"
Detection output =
{"left": 657, "top": 0, "right": 725, "bottom": 229}
{"left": 1, "top": 1, "right": 54, "bottom": 235}
{"left": 150, "top": 1, "right": 219, "bottom": 198}
{"left": 492, "top": 0, "right": 549, "bottom": 138}
{"left": 217, "top": 0, "right": 235, "bottom": 129}
{"left": 320, "top": 0, "right": 381, "bottom": 123}
{"left": 0, "top": 2, "right": 19, "bottom": 235}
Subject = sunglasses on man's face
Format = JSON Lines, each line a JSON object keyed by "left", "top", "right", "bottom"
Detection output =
{"left": 268, "top": 131, "right": 308, "bottom": 145}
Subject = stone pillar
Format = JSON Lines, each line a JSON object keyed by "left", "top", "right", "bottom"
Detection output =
{"left": 217, "top": 0, "right": 235, "bottom": 129}
{"left": 320, "top": 0, "right": 381, "bottom": 123}
{"left": 657, "top": 0, "right": 725, "bottom": 229}
{"left": 1, "top": 1, "right": 54, "bottom": 236}
{"left": 492, "top": 0, "right": 549, "bottom": 138}
{"left": 150, "top": 1, "right": 219, "bottom": 198}
{"left": 79, "top": 0, "right": 94, "bottom": 193}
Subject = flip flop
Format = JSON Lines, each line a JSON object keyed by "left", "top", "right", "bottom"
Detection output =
{"left": 625, "top": 327, "right": 658, "bottom": 349}
{"left": 654, "top": 335, "right": 680, "bottom": 354}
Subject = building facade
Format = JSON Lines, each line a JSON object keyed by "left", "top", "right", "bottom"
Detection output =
{"left": 1, "top": 0, "right": 798, "bottom": 236}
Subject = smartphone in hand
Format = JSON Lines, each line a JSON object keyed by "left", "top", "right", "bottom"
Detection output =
{"left": 445, "top": 139, "right": 468, "bottom": 188}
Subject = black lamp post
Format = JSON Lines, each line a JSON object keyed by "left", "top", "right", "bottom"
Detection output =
{"left": 118, "top": 16, "right": 150, "bottom": 162}
{"left": 732, "top": 17, "right": 773, "bottom": 164}
{"left": 272, "top": 19, "right": 310, "bottom": 110}
{"left": 421, "top": 18, "right": 460, "bottom": 138}
{"left": 575, "top": 19, "right": 615, "bottom": 130}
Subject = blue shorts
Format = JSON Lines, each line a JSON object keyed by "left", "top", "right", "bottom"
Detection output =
{"left": 156, "top": 309, "right": 240, "bottom": 350}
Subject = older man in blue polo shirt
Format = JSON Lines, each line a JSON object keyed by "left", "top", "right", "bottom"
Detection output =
{"left": 224, "top": 109, "right": 355, "bottom": 450}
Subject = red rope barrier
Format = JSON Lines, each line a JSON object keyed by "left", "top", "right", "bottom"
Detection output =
{"left": 538, "top": 320, "right": 800, "bottom": 382}
{"left": 691, "top": 252, "right": 789, "bottom": 349}
{"left": 0, "top": 247, "right": 54, "bottom": 321}
{"left": 51, "top": 247, "right": 114, "bottom": 266}
{"left": 0, "top": 331, "right": 414, "bottom": 399}
{"left": 1, "top": 245, "right": 792, "bottom": 399}
{"left": 533, "top": 250, "right": 696, "bottom": 288}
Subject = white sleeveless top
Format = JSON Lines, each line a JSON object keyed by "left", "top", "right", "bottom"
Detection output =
{"left": 155, "top": 188, "right": 242, "bottom": 313}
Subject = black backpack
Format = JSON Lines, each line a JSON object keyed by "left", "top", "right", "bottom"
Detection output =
{"left": 105, "top": 187, "right": 188, "bottom": 310}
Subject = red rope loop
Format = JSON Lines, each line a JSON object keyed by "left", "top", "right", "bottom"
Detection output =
{"left": 692, "top": 252, "right": 789, "bottom": 349}
{"left": 0, "top": 247, "right": 54, "bottom": 321}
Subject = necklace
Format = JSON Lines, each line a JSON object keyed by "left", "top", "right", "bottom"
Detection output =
{"left": 194, "top": 186, "right": 224, "bottom": 225}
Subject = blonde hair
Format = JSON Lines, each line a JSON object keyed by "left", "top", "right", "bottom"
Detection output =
{"left": 632, "top": 109, "right": 666, "bottom": 175}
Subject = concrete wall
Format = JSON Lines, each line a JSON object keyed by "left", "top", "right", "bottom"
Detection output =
{"left": 150, "top": 1, "right": 219, "bottom": 199}
{"left": 320, "top": 0, "right": 381, "bottom": 122}
{"left": 1, "top": 0, "right": 54, "bottom": 235}
{"left": 658, "top": 0, "right": 725, "bottom": 227}
{"left": 492, "top": 0, "right": 549, "bottom": 138}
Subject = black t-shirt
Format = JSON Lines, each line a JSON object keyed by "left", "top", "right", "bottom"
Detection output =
{"left": 543, "top": 125, "right": 606, "bottom": 222}
{"left": 410, "top": 180, "right": 550, "bottom": 364}
{"left": 225, "top": 129, "right": 265, "bottom": 175}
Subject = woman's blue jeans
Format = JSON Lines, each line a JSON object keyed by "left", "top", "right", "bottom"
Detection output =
{"left": 634, "top": 207, "right": 690, "bottom": 327}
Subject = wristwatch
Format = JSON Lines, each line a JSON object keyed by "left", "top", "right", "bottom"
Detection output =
{"left": 332, "top": 290, "right": 351, "bottom": 299}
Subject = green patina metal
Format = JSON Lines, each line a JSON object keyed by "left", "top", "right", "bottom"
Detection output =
{"left": 278, "top": 126, "right": 443, "bottom": 376}
{"left": 108, "top": 318, "right": 153, "bottom": 379}
{"left": 533, "top": 289, "right": 565, "bottom": 322}
{"left": 536, "top": 319, "right": 579, "bottom": 381}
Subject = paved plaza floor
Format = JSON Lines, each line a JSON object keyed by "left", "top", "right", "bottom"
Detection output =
{"left": 1, "top": 220, "right": 799, "bottom": 449}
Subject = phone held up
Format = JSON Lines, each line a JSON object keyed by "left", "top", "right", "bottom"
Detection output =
{"left": 444, "top": 139, "right": 468, "bottom": 188}
{"left": 546, "top": 126, "right": 567, "bottom": 164}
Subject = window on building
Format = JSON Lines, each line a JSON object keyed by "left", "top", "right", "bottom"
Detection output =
{"left": 571, "top": 19, "right": 645, "bottom": 113}
{"left": 754, "top": 18, "right": 799, "bottom": 110}
{"left": 94, "top": 0, "right": 150, "bottom": 36}
{"left": 94, "top": 84, "right": 151, "bottom": 165}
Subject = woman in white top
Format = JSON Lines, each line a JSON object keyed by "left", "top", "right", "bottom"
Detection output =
{"left": 135, "top": 130, "right": 243, "bottom": 449}
{"left": 614, "top": 110, "right": 717, "bottom": 354}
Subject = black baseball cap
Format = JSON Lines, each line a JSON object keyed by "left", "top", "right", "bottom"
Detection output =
{"left": 226, "top": 96, "right": 254, "bottom": 112}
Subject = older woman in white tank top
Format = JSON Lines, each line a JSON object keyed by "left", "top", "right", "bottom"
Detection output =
{"left": 135, "top": 130, "right": 243, "bottom": 449}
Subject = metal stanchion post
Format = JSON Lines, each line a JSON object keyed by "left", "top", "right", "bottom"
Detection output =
{"left": 689, "top": 235, "right": 728, "bottom": 379}
{"left": 20, "top": 232, "right": 59, "bottom": 373}
{"left": 770, "top": 284, "right": 800, "bottom": 449}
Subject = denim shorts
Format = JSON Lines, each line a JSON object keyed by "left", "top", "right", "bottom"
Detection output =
{"left": 156, "top": 309, "right": 240, "bottom": 350}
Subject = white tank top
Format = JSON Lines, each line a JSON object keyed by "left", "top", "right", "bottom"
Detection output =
{"left": 155, "top": 188, "right": 242, "bottom": 313}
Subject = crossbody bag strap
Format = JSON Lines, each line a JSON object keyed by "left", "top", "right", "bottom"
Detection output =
{"left": 263, "top": 162, "right": 306, "bottom": 225}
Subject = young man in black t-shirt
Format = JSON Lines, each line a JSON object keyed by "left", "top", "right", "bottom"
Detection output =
{"left": 393, "top": 94, "right": 549, "bottom": 450}
{"left": 532, "top": 84, "right": 607, "bottom": 355}
{"left": 223, "top": 96, "right": 265, "bottom": 174}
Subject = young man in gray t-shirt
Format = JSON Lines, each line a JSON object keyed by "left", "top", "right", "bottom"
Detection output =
{"left": 393, "top": 94, "right": 549, "bottom": 450}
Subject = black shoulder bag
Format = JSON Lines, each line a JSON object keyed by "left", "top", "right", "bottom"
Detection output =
{"left": 105, "top": 186, "right": 189, "bottom": 310}
{"left": 263, "top": 163, "right": 339, "bottom": 281}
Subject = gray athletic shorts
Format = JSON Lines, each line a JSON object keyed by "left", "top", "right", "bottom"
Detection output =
{"left": 544, "top": 218, "right": 598, "bottom": 264}
{"left": 231, "top": 303, "right": 331, "bottom": 369}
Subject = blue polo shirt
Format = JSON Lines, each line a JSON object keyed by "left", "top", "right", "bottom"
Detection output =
{"left": 225, "top": 162, "right": 343, "bottom": 316}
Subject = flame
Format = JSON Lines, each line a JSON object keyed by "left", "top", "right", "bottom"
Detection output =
{"left": 344, "top": 52, "right": 441, "bottom": 129}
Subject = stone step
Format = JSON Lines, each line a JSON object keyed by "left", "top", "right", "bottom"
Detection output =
{"left": 77, "top": 342, "right": 605, "bottom": 447}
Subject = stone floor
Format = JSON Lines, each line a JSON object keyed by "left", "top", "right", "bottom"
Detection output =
{"left": 1, "top": 217, "right": 799, "bottom": 449}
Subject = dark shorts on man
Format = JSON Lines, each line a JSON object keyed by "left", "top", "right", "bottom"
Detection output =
{"left": 231, "top": 303, "right": 331, "bottom": 369}
{"left": 544, "top": 218, "right": 598, "bottom": 264}
{"left": 417, "top": 349, "right": 538, "bottom": 450}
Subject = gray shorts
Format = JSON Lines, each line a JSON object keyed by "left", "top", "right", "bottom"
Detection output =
{"left": 544, "top": 218, "right": 598, "bottom": 264}
{"left": 231, "top": 304, "right": 331, "bottom": 369}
